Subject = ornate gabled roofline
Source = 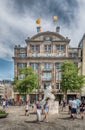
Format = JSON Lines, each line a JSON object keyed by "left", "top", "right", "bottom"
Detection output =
{"left": 25, "top": 31, "right": 70, "bottom": 43}
{"left": 31, "top": 31, "right": 67, "bottom": 40}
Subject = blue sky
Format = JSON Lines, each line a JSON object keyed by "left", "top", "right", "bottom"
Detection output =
{"left": 0, "top": 58, "right": 14, "bottom": 80}
{"left": 0, "top": 0, "right": 85, "bottom": 80}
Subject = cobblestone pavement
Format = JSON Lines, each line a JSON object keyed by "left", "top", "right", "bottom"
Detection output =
{"left": 0, "top": 106, "right": 85, "bottom": 130}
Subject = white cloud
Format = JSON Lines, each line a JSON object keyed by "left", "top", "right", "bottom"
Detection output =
{"left": 0, "top": 0, "right": 36, "bottom": 60}
{"left": 0, "top": 0, "right": 85, "bottom": 60}
{"left": 61, "top": 0, "right": 85, "bottom": 46}
{"left": 0, "top": 43, "right": 13, "bottom": 60}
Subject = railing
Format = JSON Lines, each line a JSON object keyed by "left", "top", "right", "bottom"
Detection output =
{"left": 68, "top": 48, "right": 78, "bottom": 52}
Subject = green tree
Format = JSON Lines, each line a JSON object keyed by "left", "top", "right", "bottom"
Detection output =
{"left": 60, "top": 61, "right": 85, "bottom": 99}
{"left": 12, "top": 66, "right": 38, "bottom": 94}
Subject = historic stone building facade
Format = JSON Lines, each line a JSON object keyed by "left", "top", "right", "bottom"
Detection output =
{"left": 13, "top": 31, "right": 85, "bottom": 101}
{"left": 0, "top": 80, "right": 14, "bottom": 100}
{"left": 0, "top": 81, "right": 5, "bottom": 99}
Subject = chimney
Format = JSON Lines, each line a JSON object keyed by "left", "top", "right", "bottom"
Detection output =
{"left": 36, "top": 26, "right": 42, "bottom": 33}
{"left": 56, "top": 26, "right": 60, "bottom": 33}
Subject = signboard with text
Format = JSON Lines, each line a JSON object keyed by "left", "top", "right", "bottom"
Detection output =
{"left": 28, "top": 53, "right": 66, "bottom": 57}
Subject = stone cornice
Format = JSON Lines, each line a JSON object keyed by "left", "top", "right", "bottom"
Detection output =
{"left": 25, "top": 40, "right": 70, "bottom": 43}
{"left": 13, "top": 56, "right": 82, "bottom": 60}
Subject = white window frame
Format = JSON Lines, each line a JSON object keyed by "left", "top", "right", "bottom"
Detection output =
{"left": 43, "top": 72, "right": 51, "bottom": 80}
{"left": 56, "top": 63, "right": 61, "bottom": 70}
{"left": 44, "top": 63, "right": 52, "bottom": 70}
{"left": 44, "top": 45, "right": 51, "bottom": 51}
{"left": 56, "top": 72, "right": 61, "bottom": 80}
{"left": 30, "top": 63, "right": 39, "bottom": 70}
{"left": 56, "top": 45, "right": 64, "bottom": 51}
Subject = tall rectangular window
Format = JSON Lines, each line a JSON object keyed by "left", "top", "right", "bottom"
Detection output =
{"left": 56, "top": 72, "right": 61, "bottom": 80}
{"left": 44, "top": 45, "right": 51, "bottom": 51}
{"left": 18, "top": 74, "right": 25, "bottom": 80}
{"left": 56, "top": 83, "right": 60, "bottom": 89}
{"left": 43, "top": 72, "right": 51, "bottom": 80}
{"left": 18, "top": 63, "right": 27, "bottom": 68}
{"left": 18, "top": 53, "right": 26, "bottom": 58}
{"left": 30, "top": 63, "right": 39, "bottom": 70}
{"left": 31, "top": 45, "right": 39, "bottom": 51}
{"left": 56, "top": 63, "right": 61, "bottom": 70}
{"left": 56, "top": 45, "right": 65, "bottom": 51}
{"left": 44, "top": 63, "right": 52, "bottom": 70}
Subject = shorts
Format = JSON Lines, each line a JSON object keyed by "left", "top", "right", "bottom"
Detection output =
{"left": 71, "top": 108, "right": 77, "bottom": 114}
{"left": 80, "top": 108, "right": 84, "bottom": 112}
{"left": 69, "top": 106, "right": 71, "bottom": 111}
{"left": 44, "top": 109, "right": 49, "bottom": 113}
{"left": 25, "top": 110, "right": 28, "bottom": 113}
{"left": 3, "top": 105, "right": 5, "bottom": 109}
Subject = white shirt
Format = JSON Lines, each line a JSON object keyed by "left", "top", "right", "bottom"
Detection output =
{"left": 71, "top": 100, "right": 77, "bottom": 109}
{"left": 25, "top": 104, "right": 29, "bottom": 110}
{"left": 3, "top": 101, "right": 6, "bottom": 106}
{"left": 69, "top": 100, "right": 72, "bottom": 106}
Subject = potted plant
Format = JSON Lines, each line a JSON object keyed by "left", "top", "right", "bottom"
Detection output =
{"left": 0, "top": 110, "right": 8, "bottom": 118}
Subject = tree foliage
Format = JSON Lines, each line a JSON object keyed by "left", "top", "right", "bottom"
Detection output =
{"left": 61, "top": 61, "right": 85, "bottom": 94}
{"left": 12, "top": 66, "right": 38, "bottom": 94}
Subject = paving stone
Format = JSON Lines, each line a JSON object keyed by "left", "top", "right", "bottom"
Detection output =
{"left": 0, "top": 106, "right": 85, "bottom": 130}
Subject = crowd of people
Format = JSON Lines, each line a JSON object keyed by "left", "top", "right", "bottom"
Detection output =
{"left": 24, "top": 98, "right": 49, "bottom": 123}
{"left": 68, "top": 97, "right": 85, "bottom": 120}
{"left": 24, "top": 96, "right": 85, "bottom": 122}
{"left": 1, "top": 96, "right": 85, "bottom": 122}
